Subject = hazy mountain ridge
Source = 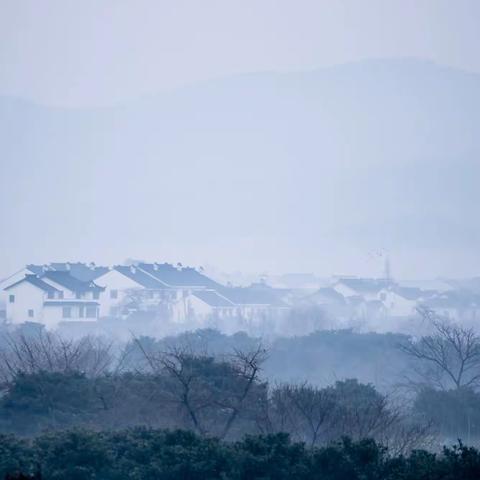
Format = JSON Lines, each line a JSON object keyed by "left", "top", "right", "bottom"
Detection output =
{"left": 1, "top": 59, "right": 479, "bottom": 276}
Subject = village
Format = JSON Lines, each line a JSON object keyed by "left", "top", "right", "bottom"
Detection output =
{"left": 1, "top": 261, "right": 479, "bottom": 338}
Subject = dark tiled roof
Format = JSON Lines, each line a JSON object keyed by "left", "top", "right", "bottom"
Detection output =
{"left": 115, "top": 266, "right": 167, "bottom": 289}
{"left": 4, "top": 274, "right": 60, "bottom": 293}
{"left": 219, "top": 284, "right": 288, "bottom": 307}
{"left": 28, "top": 263, "right": 109, "bottom": 281}
{"left": 139, "top": 263, "right": 220, "bottom": 288}
{"left": 193, "top": 290, "right": 235, "bottom": 307}
{"left": 389, "top": 286, "right": 425, "bottom": 301}
{"left": 307, "top": 287, "right": 346, "bottom": 305}
{"left": 41, "top": 271, "right": 105, "bottom": 293}
{"left": 56, "top": 263, "right": 109, "bottom": 281}
{"left": 26, "top": 264, "right": 45, "bottom": 275}
{"left": 421, "top": 291, "right": 480, "bottom": 309}
{"left": 337, "top": 278, "right": 395, "bottom": 294}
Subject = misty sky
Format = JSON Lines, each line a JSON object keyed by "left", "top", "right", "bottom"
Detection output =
{"left": 2, "top": 0, "right": 480, "bottom": 107}
{"left": 1, "top": 1, "right": 480, "bottom": 280}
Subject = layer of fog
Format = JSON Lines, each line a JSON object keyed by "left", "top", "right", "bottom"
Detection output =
{"left": 2, "top": 59, "right": 480, "bottom": 278}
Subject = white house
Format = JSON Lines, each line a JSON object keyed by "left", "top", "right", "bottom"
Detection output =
{"left": 333, "top": 278, "right": 395, "bottom": 301}
{"left": 0, "top": 263, "right": 108, "bottom": 317}
{"left": 2, "top": 262, "right": 291, "bottom": 333}
{"left": 0, "top": 265, "right": 44, "bottom": 316}
{"left": 401, "top": 279, "right": 455, "bottom": 293}
{"left": 378, "top": 286, "right": 432, "bottom": 318}
{"left": 4, "top": 273, "right": 105, "bottom": 329}
{"left": 138, "top": 262, "right": 220, "bottom": 293}
{"left": 304, "top": 287, "right": 346, "bottom": 307}
{"left": 420, "top": 291, "right": 480, "bottom": 322}
{"left": 94, "top": 265, "right": 171, "bottom": 317}
{"left": 171, "top": 289, "right": 236, "bottom": 325}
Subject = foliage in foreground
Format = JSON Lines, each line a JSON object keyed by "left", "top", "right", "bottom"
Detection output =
{"left": 1, "top": 428, "right": 480, "bottom": 480}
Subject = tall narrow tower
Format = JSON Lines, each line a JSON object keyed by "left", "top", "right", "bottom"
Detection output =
{"left": 384, "top": 255, "right": 392, "bottom": 281}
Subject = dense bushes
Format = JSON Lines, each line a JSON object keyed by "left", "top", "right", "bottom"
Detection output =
{"left": 0, "top": 369, "right": 425, "bottom": 452}
{"left": 413, "top": 387, "right": 480, "bottom": 441}
{"left": 1, "top": 428, "right": 480, "bottom": 480}
{"left": 0, "top": 329, "right": 476, "bottom": 449}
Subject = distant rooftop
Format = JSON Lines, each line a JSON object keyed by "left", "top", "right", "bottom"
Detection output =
{"left": 4, "top": 274, "right": 60, "bottom": 293}
{"left": 138, "top": 262, "right": 220, "bottom": 288}
{"left": 193, "top": 290, "right": 235, "bottom": 307}
{"left": 421, "top": 290, "right": 480, "bottom": 309}
{"left": 114, "top": 265, "right": 168, "bottom": 289}
{"left": 42, "top": 271, "right": 105, "bottom": 293}
{"left": 219, "top": 283, "right": 288, "bottom": 307}
{"left": 306, "top": 287, "right": 346, "bottom": 305}
{"left": 336, "top": 278, "right": 395, "bottom": 294}
{"left": 388, "top": 286, "right": 432, "bottom": 301}
{"left": 27, "top": 262, "right": 109, "bottom": 282}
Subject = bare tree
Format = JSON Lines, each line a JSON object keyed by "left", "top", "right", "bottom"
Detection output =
{"left": 400, "top": 307, "right": 480, "bottom": 390}
{"left": 133, "top": 336, "right": 267, "bottom": 438}
{"left": 270, "top": 383, "right": 335, "bottom": 447}
{"left": 382, "top": 416, "right": 435, "bottom": 456}
{"left": 0, "top": 331, "right": 114, "bottom": 382}
{"left": 325, "top": 379, "right": 400, "bottom": 442}
{"left": 267, "top": 379, "right": 431, "bottom": 451}
{"left": 218, "top": 345, "right": 268, "bottom": 439}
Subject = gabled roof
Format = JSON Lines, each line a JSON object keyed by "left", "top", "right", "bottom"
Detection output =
{"left": 388, "top": 286, "right": 426, "bottom": 301}
{"left": 306, "top": 287, "right": 346, "bottom": 305}
{"left": 219, "top": 284, "right": 288, "bottom": 307}
{"left": 54, "top": 263, "right": 109, "bottom": 281}
{"left": 27, "top": 263, "right": 108, "bottom": 282}
{"left": 114, "top": 266, "right": 167, "bottom": 289}
{"left": 41, "top": 271, "right": 105, "bottom": 293}
{"left": 336, "top": 278, "right": 395, "bottom": 294}
{"left": 192, "top": 290, "right": 235, "bottom": 307}
{"left": 421, "top": 291, "right": 480, "bottom": 309}
{"left": 401, "top": 279, "right": 455, "bottom": 293}
{"left": 4, "top": 274, "right": 60, "bottom": 293}
{"left": 26, "top": 264, "right": 45, "bottom": 275}
{"left": 138, "top": 263, "right": 220, "bottom": 288}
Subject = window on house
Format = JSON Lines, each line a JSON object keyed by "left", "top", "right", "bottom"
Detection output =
{"left": 76, "top": 292, "right": 82, "bottom": 299}
{"left": 28, "top": 309, "right": 34, "bottom": 318}
{"left": 8, "top": 295, "right": 15, "bottom": 303}
{"left": 58, "top": 291, "right": 64, "bottom": 299}
{"left": 93, "top": 291, "right": 100, "bottom": 300}
{"left": 86, "top": 306, "right": 97, "bottom": 318}
{"left": 79, "top": 306, "right": 84, "bottom": 318}
{"left": 110, "top": 289, "right": 118, "bottom": 299}
{"left": 47, "top": 291, "right": 54, "bottom": 299}
{"left": 62, "top": 307, "right": 72, "bottom": 318}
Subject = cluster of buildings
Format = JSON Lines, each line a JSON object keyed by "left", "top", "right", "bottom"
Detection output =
{"left": 1, "top": 262, "right": 479, "bottom": 335}
{"left": 0, "top": 262, "right": 288, "bottom": 333}
{"left": 300, "top": 276, "right": 480, "bottom": 325}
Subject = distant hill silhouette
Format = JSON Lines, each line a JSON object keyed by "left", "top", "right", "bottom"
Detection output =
{"left": 1, "top": 58, "right": 479, "bottom": 276}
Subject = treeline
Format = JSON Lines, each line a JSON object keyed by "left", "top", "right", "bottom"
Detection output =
{"left": 134, "top": 327, "right": 413, "bottom": 388}
{"left": 2, "top": 428, "right": 480, "bottom": 480}
{"left": 2, "top": 312, "right": 480, "bottom": 448}
{"left": 0, "top": 332, "right": 428, "bottom": 452}
{"left": 0, "top": 370, "right": 428, "bottom": 451}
